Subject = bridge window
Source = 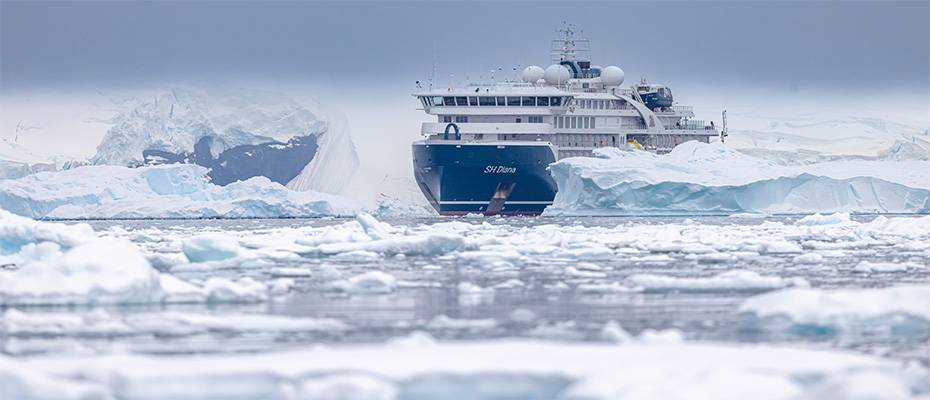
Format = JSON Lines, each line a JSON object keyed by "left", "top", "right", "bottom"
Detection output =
{"left": 442, "top": 97, "right": 454, "bottom": 106}
{"left": 506, "top": 97, "right": 520, "bottom": 106}
{"left": 468, "top": 97, "right": 478, "bottom": 106}
{"left": 537, "top": 97, "right": 549, "bottom": 106}
{"left": 455, "top": 97, "right": 468, "bottom": 106}
{"left": 522, "top": 96, "right": 536, "bottom": 106}
{"left": 455, "top": 116, "right": 468, "bottom": 123}
{"left": 551, "top": 97, "right": 562, "bottom": 106}
{"left": 432, "top": 97, "right": 444, "bottom": 106}
{"left": 479, "top": 96, "right": 495, "bottom": 106}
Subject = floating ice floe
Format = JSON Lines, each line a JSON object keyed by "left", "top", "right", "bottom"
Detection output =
{"left": 329, "top": 271, "right": 397, "bottom": 294}
{"left": 1, "top": 340, "right": 926, "bottom": 400}
{"left": 628, "top": 270, "right": 809, "bottom": 292}
{"left": 547, "top": 141, "right": 930, "bottom": 215}
{"left": 740, "top": 285, "right": 930, "bottom": 329}
{"left": 0, "top": 164, "right": 359, "bottom": 219}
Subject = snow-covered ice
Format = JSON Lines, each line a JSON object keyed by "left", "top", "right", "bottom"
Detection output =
{"left": 548, "top": 141, "right": 930, "bottom": 215}
{"left": 0, "top": 340, "right": 927, "bottom": 400}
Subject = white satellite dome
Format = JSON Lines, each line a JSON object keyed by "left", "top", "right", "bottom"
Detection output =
{"left": 543, "top": 64, "right": 571, "bottom": 85}
{"left": 600, "top": 66, "right": 625, "bottom": 86}
{"left": 522, "top": 66, "right": 545, "bottom": 83}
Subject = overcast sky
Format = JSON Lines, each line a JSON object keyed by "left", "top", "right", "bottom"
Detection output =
{"left": 2, "top": 1, "right": 928, "bottom": 93}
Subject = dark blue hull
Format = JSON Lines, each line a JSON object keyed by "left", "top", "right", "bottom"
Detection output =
{"left": 412, "top": 141, "right": 558, "bottom": 216}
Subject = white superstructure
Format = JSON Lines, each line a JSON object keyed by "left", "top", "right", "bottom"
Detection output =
{"left": 413, "top": 25, "right": 723, "bottom": 158}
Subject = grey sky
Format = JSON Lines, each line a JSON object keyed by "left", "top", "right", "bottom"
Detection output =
{"left": 2, "top": 1, "right": 928, "bottom": 93}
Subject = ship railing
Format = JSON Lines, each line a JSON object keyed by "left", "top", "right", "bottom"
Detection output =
{"left": 655, "top": 105, "right": 694, "bottom": 114}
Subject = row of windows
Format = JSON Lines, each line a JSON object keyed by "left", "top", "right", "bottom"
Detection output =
{"left": 555, "top": 116, "right": 596, "bottom": 129}
{"left": 441, "top": 116, "right": 544, "bottom": 123}
{"left": 571, "top": 99, "right": 627, "bottom": 110}
{"left": 424, "top": 96, "right": 565, "bottom": 107}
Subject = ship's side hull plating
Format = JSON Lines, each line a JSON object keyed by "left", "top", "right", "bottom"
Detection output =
{"left": 412, "top": 141, "right": 558, "bottom": 216}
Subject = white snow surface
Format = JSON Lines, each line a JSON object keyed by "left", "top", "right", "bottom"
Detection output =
{"left": 1, "top": 340, "right": 927, "bottom": 400}
{"left": 548, "top": 141, "right": 930, "bottom": 215}
{"left": 0, "top": 163, "right": 359, "bottom": 219}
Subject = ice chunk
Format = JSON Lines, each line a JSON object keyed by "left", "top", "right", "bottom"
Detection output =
{"left": 182, "top": 233, "right": 242, "bottom": 262}
{"left": 331, "top": 271, "right": 397, "bottom": 294}
{"left": 204, "top": 277, "right": 267, "bottom": 303}
{"left": 792, "top": 253, "right": 824, "bottom": 264}
{"left": 0, "top": 237, "right": 163, "bottom": 305}
{"left": 860, "top": 215, "right": 930, "bottom": 237}
{"left": 600, "top": 321, "right": 633, "bottom": 344}
{"left": 740, "top": 285, "right": 930, "bottom": 323}
{"left": 426, "top": 315, "right": 497, "bottom": 330}
{"left": 628, "top": 270, "right": 808, "bottom": 292}
{"left": 852, "top": 260, "right": 921, "bottom": 273}
{"left": 795, "top": 212, "right": 853, "bottom": 226}
{"left": 0, "top": 210, "right": 93, "bottom": 254}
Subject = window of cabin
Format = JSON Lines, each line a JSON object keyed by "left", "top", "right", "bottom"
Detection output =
{"left": 591, "top": 118, "right": 596, "bottom": 129}
{"left": 582, "top": 117, "right": 589, "bottom": 129}
{"left": 570, "top": 117, "right": 577, "bottom": 129}
{"left": 442, "top": 116, "right": 452, "bottom": 123}
{"left": 455, "top": 116, "right": 468, "bottom": 123}
{"left": 515, "top": 117, "right": 522, "bottom": 123}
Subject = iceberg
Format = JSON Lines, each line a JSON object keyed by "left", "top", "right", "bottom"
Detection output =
{"left": 547, "top": 141, "right": 930, "bottom": 215}
{"left": 90, "top": 87, "right": 359, "bottom": 194}
{"left": 0, "top": 163, "right": 359, "bottom": 219}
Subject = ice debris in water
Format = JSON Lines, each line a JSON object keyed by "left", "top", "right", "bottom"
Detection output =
{"left": 0, "top": 212, "right": 266, "bottom": 305}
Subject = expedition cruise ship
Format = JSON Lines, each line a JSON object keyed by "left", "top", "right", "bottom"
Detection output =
{"left": 412, "top": 26, "right": 726, "bottom": 215}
